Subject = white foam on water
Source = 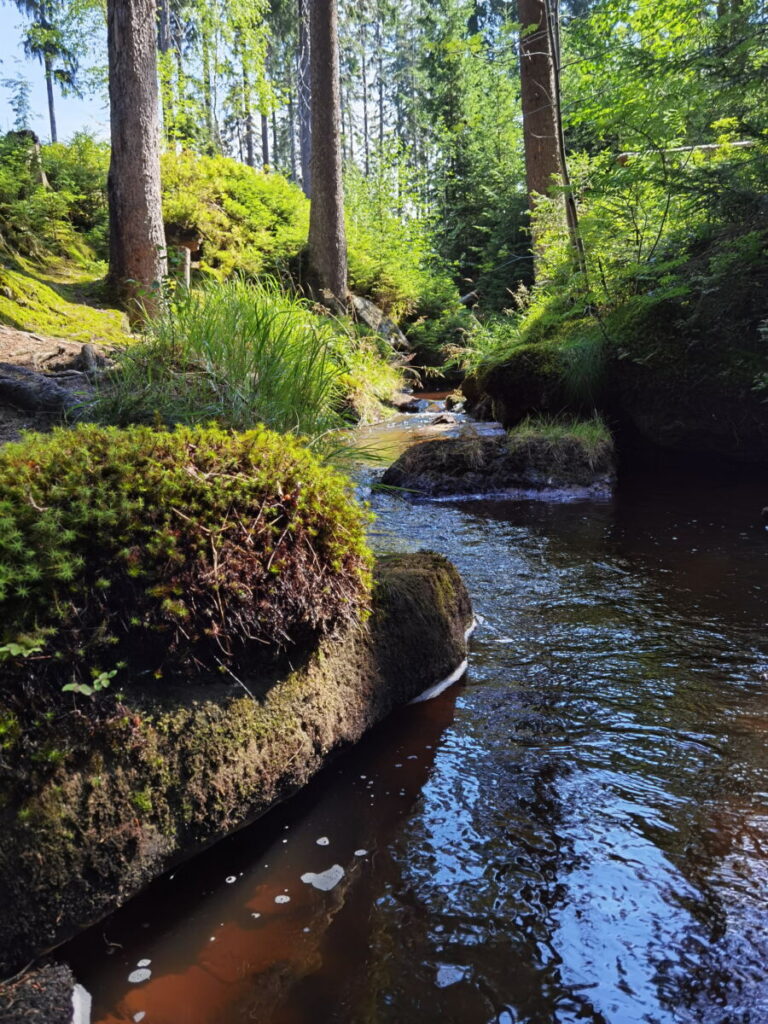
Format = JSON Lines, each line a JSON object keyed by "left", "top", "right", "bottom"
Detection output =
{"left": 274, "top": 894, "right": 291, "bottom": 904}
{"left": 409, "top": 659, "right": 468, "bottom": 704}
{"left": 316, "top": 836, "right": 330, "bottom": 846}
{"left": 225, "top": 875, "right": 236, "bottom": 884}
{"left": 136, "top": 959, "right": 151, "bottom": 968}
{"left": 354, "top": 849, "right": 368, "bottom": 857}
{"left": 71, "top": 983, "right": 92, "bottom": 1024}
{"left": 127, "top": 969, "right": 151, "bottom": 984}
{"left": 133, "top": 1014, "right": 146, "bottom": 1023}
{"left": 251, "top": 912, "right": 261, "bottom": 919}
{"left": 300, "top": 864, "right": 345, "bottom": 892}
{"left": 435, "top": 964, "right": 467, "bottom": 989}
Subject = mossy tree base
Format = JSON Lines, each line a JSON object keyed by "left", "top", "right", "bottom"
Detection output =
{"left": 0, "top": 552, "right": 471, "bottom": 976}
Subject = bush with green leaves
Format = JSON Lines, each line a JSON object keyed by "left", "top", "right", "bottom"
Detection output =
{"left": 0, "top": 133, "right": 94, "bottom": 264}
{"left": 161, "top": 151, "right": 309, "bottom": 279}
{"left": 0, "top": 424, "right": 373, "bottom": 690}
{"left": 41, "top": 132, "right": 111, "bottom": 255}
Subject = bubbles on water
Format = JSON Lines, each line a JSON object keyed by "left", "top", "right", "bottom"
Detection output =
{"left": 133, "top": 1014, "right": 146, "bottom": 1023}
{"left": 225, "top": 875, "right": 236, "bottom": 884}
{"left": 275, "top": 894, "right": 291, "bottom": 904}
{"left": 251, "top": 912, "right": 261, "bottom": 919}
{"left": 127, "top": 968, "right": 151, "bottom": 984}
{"left": 354, "top": 849, "right": 368, "bottom": 857}
{"left": 316, "top": 836, "right": 330, "bottom": 846}
{"left": 435, "top": 964, "right": 467, "bottom": 988}
{"left": 136, "top": 959, "right": 151, "bottom": 968}
{"left": 301, "top": 865, "right": 345, "bottom": 891}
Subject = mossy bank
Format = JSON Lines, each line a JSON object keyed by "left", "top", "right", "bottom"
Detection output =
{"left": 0, "top": 551, "right": 471, "bottom": 976}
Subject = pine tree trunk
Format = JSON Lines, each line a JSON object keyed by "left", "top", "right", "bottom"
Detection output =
{"left": 361, "top": 22, "right": 370, "bottom": 175}
{"left": 107, "top": 0, "right": 167, "bottom": 321}
{"left": 44, "top": 56, "right": 57, "bottom": 144}
{"left": 288, "top": 88, "right": 297, "bottom": 180}
{"left": 376, "top": 19, "right": 384, "bottom": 147}
{"left": 308, "top": 0, "right": 347, "bottom": 302}
{"left": 297, "top": 0, "right": 312, "bottom": 197}
{"left": 261, "top": 111, "right": 270, "bottom": 168}
{"left": 243, "top": 62, "right": 255, "bottom": 167}
{"left": 518, "top": 0, "right": 562, "bottom": 202}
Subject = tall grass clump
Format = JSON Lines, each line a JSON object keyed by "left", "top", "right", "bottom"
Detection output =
{"left": 91, "top": 279, "right": 347, "bottom": 436}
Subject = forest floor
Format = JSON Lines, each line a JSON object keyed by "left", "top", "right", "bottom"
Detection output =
{"left": 0, "top": 325, "right": 106, "bottom": 445}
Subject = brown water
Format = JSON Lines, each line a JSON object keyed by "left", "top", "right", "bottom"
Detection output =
{"left": 64, "top": 415, "right": 768, "bottom": 1024}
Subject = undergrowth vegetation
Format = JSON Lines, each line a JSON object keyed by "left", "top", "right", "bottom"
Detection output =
{"left": 0, "top": 424, "right": 373, "bottom": 690}
{"left": 89, "top": 279, "right": 403, "bottom": 434}
{"left": 0, "top": 134, "right": 471, "bottom": 374}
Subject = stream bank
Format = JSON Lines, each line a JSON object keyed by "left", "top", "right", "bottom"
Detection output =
{"left": 0, "top": 552, "right": 471, "bottom": 983}
{"left": 54, "top": 404, "right": 768, "bottom": 1024}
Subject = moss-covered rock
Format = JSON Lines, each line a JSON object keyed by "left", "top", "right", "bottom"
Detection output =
{"left": 463, "top": 228, "right": 768, "bottom": 465}
{"left": 0, "top": 262, "right": 130, "bottom": 347}
{"left": 381, "top": 422, "right": 615, "bottom": 498}
{"left": 0, "top": 552, "right": 471, "bottom": 975}
{"left": 0, "top": 962, "right": 76, "bottom": 1024}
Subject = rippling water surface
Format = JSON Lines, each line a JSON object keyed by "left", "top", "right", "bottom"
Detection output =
{"left": 66, "top": 417, "right": 768, "bottom": 1024}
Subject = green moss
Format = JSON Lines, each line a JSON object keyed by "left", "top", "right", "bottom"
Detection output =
{"left": 0, "top": 711, "right": 20, "bottom": 751}
{"left": 0, "top": 262, "right": 131, "bottom": 346}
{"left": 0, "top": 423, "right": 373, "bottom": 688}
{"left": 132, "top": 789, "right": 153, "bottom": 814}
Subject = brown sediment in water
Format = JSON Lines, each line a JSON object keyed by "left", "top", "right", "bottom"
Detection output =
{"left": 67, "top": 671, "right": 458, "bottom": 1024}
{"left": 0, "top": 552, "right": 471, "bottom": 979}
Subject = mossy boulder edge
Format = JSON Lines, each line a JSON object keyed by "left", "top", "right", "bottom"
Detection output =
{"left": 0, "top": 551, "right": 471, "bottom": 976}
{"left": 382, "top": 432, "right": 615, "bottom": 499}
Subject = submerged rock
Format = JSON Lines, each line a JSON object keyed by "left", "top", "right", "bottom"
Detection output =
{"left": 381, "top": 431, "right": 615, "bottom": 498}
{"left": 0, "top": 552, "right": 471, "bottom": 976}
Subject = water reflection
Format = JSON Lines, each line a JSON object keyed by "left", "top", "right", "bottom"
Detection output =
{"left": 66, "top": 684, "right": 461, "bottom": 1024}
{"left": 64, "top": 430, "right": 768, "bottom": 1023}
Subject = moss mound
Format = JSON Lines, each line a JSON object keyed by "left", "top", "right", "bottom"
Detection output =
{"left": 0, "top": 424, "right": 372, "bottom": 687}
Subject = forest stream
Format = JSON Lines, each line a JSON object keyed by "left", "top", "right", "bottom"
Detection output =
{"left": 61, "top": 403, "right": 768, "bottom": 1024}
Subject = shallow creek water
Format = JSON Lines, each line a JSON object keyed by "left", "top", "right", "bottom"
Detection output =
{"left": 64, "top": 408, "right": 768, "bottom": 1024}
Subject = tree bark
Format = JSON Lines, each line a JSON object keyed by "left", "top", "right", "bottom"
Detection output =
{"left": 43, "top": 55, "right": 57, "bottom": 144}
{"left": 288, "top": 88, "right": 297, "bottom": 180}
{"left": 297, "top": 0, "right": 312, "bottom": 197}
{"left": 107, "top": 0, "right": 167, "bottom": 322}
{"left": 261, "top": 111, "right": 270, "bottom": 168}
{"left": 307, "top": 0, "right": 347, "bottom": 302}
{"left": 361, "top": 20, "right": 370, "bottom": 175}
{"left": 518, "top": 0, "right": 562, "bottom": 202}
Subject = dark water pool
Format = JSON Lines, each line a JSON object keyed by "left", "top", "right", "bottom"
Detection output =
{"left": 64, "top": 452, "right": 768, "bottom": 1024}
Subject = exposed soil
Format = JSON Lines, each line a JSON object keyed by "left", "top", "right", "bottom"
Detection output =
{"left": 0, "top": 325, "right": 106, "bottom": 445}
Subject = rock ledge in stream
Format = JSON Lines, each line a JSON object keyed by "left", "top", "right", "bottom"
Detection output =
{"left": 0, "top": 552, "right": 471, "bottom": 977}
{"left": 381, "top": 433, "right": 615, "bottom": 498}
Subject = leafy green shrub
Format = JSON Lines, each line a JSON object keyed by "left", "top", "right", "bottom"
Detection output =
{"left": 89, "top": 279, "right": 401, "bottom": 434}
{"left": 0, "top": 134, "right": 94, "bottom": 263}
{"left": 161, "top": 151, "right": 309, "bottom": 278}
{"left": 403, "top": 274, "right": 477, "bottom": 369}
{"left": 0, "top": 424, "right": 373, "bottom": 688}
{"left": 42, "top": 133, "right": 110, "bottom": 256}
